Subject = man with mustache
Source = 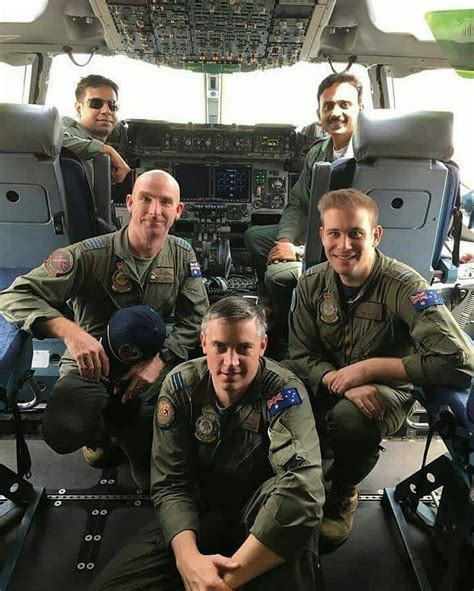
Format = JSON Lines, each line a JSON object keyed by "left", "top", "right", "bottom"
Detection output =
{"left": 245, "top": 72, "right": 363, "bottom": 353}
{"left": 0, "top": 170, "right": 208, "bottom": 490}
{"left": 288, "top": 188, "right": 474, "bottom": 550}
{"left": 62, "top": 74, "right": 130, "bottom": 187}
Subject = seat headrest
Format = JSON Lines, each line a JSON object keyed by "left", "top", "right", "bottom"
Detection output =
{"left": 353, "top": 110, "right": 454, "bottom": 161}
{"left": 0, "top": 103, "right": 63, "bottom": 158}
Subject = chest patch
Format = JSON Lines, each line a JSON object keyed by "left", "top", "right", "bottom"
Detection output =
{"left": 44, "top": 248, "right": 74, "bottom": 277}
{"left": 112, "top": 270, "right": 133, "bottom": 293}
{"left": 354, "top": 301, "right": 383, "bottom": 321}
{"left": 319, "top": 292, "right": 339, "bottom": 325}
{"left": 267, "top": 387, "right": 302, "bottom": 417}
{"left": 150, "top": 267, "right": 174, "bottom": 283}
{"left": 195, "top": 414, "right": 219, "bottom": 444}
{"left": 409, "top": 289, "right": 444, "bottom": 311}
{"left": 156, "top": 396, "right": 175, "bottom": 428}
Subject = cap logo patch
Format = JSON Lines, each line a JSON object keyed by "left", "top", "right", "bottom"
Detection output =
{"left": 117, "top": 344, "right": 142, "bottom": 363}
{"left": 156, "top": 396, "right": 175, "bottom": 428}
{"left": 44, "top": 249, "right": 73, "bottom": 277}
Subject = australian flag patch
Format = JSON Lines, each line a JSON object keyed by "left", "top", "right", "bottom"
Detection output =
{"left": 189, "top": 262, "right": 202, "bottom": 277}
{"left": 409, "top": 289, "right": 444, "bottom": 311}
{"left": 266, "top": 387, "right": 302, "bottom": 417}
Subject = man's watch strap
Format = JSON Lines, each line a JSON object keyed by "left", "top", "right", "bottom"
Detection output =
{"left": 159, "top": 347, "right": 179, "bottom": 364}
{"left": 295, "top": 245, "right": 305, "bottom": 261}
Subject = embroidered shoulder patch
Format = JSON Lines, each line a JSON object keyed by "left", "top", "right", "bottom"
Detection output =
{"left": 81, "top": 236, "right": 105, "bottom": 251}
{"left": 156, "top": 396, "right": 175, "bottom": 428}
{"left": 44, "top": 248, "right": 74, "bottom": 277}
{"left": 189, "top": 262, "right": 202, "bottom": 277}
{"left": 409, "top": 289, "right": 444, "bottom": 311}
{"left": 174, "top": 237, "right": 192, "bottom": 251}
{"left": 266, "top": 387, "right": 302, "bottom": 417}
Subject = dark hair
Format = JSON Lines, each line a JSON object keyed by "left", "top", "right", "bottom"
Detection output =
{"left": 318, "top": 188, "right": 379, "bottom": 227}
{"left": 75, "top": 74, "right": 119, "bottom": 102}
{"left": 317, "top": 72, "right": 363, "bottom": 107}
{"left": 201, "top": 296, "right": 267, "bottom": 338}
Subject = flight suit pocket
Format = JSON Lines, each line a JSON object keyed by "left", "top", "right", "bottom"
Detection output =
{"left": 269, "top": 422, "right": 298, "bottom": 473}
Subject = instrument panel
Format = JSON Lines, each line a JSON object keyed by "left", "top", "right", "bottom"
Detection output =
{"left": 124, "top": 120, "right": 297, "bottom": 221}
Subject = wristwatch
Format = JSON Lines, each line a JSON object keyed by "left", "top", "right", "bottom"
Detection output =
{"left": 159, "top": 347, "right": 178, "bottom": 364}
{"left": 294, "top": 245, "right": 305, "bottom": 261}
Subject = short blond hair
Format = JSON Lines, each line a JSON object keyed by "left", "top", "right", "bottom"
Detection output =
{"left": 318, "top": 188, "right": 379, "bottom": 227}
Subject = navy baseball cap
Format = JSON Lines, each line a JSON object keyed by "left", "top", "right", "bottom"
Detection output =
{"left": 101, "top": 305, "right": 167, "bottom": 379}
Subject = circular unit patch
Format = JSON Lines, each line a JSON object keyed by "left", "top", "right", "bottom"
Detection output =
{"left": 194, "top": 415, "right": 219, "bottom": 444}
{"left": 44, "top": 249, "right": 74, "bottom": 277}
{"left": 156, "top": 396, "right": 175, "bottom": 428}
{"left": 118, "top": 344, "right": 142, "bottom": 363}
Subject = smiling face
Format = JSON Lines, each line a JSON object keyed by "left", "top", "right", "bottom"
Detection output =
{"left": 320, "top": 206, "right": 383, "bottom": 287}
{"left": 201, "top": 318, "right": 267, "bottom": 406}
{"left": 318, "top": 82, "right": 361, "bottom": 150}
{"left": 126, "top": 171, "right": 183, "bottom": 242}
{"left": 75, "top": 85, "right": 119, "bottom": 140}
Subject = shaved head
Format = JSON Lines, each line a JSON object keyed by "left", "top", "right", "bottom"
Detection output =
{"left": 133, "top": 170, "right": 180, "bottom": 201}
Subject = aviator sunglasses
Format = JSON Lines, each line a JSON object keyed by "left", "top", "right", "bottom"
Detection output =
{"left": 84, "top": 97, "right": 120, "bottom": 112}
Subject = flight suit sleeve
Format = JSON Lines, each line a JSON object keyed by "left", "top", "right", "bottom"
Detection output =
{"left": 277, "top": 140, "right": 329, "bottom": 244}
{"left": 163, "top": 249, "right": 209, "bottom": 361}
{"left": 62, "top": 120, "right": 104, "bottom": 160}
{"left": 276, "top": 153, "right": 313, "bottom": 244}
{"left": 394, "top": 280, "right": 474, "bottom": 388}
{"left": 0, "top": 246, "right": 86, "bottom": 337}
{"left": 288, "top": 276, "right": 337, "bottom": 393}
{"left": 250, "top": 379, "right": 324, "bottom": 559}
{"left": 150, "top": 379, "right": 199, "bottom": 546}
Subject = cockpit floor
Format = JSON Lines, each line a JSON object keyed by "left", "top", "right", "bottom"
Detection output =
{"left": 1, "top": 437, "right": 446, "bottom": 590}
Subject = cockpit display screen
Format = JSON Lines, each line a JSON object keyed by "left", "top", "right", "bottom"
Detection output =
{"left": 173, "top": 163, "right": 211, "bottom": 201}
{"left": 214, "top": 165, "right": 251, "bottom": 202}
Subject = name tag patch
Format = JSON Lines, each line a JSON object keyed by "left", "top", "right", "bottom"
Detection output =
{"left": 409, "top": 289, "right": 444, "bottom": 311}
{"left": 354, "top": 301, "right": 383, "bottom": 321}
{"left": 150, "top": 267, "right": 174, "bottom": 283}
{"left": 266, "top": 387, "right": 302, "bottom": 417}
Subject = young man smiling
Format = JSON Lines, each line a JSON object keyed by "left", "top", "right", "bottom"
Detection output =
{"left": 244, "top": 72, "right": 363, "bottom": 352}
{"left": 288, "top": 188, "right": 473, "bottom": 549}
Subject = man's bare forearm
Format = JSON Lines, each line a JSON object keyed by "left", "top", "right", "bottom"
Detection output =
{"left": 223, "top": 534, "right": 285, "bottom": 588}
{"left": 39, "top": 317, "right": 81, "bottom": 340}
{"left": 363, "top": 357, "right": 408, "bottom": 382}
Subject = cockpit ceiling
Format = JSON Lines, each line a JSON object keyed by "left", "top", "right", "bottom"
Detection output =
{"left": 0, "top": 0, "right": 449, "bottom": 71}
{"left": 91, "top": 0, "right": 331, "bottom": 72}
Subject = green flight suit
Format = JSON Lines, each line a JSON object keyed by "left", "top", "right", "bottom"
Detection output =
{"left": 244, "top": 137, "right": 334, "bottom": 348}
{"left": 62, "top": 116, "right": 105, "bottom": 188}
{"left": 90, "top": 357, "right": 325, "bottom": 591}
{"left": 0, "top": 227, "right": 209, "bottom": 466}
{"left": 288, "top": 250, "right": 474, "bottom": 486}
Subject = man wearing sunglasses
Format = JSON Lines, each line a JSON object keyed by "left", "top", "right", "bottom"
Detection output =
{"left": 62, "top": 74, "right": 130, "bottom": 186}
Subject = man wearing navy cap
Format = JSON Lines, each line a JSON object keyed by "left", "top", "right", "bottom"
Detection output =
{"left": 0, "top": 170, "right": 209, "bottom": 489}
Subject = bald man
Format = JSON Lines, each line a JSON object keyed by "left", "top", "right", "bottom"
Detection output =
{"left": 0, "top": 171, "right": 209, "bottom": 489}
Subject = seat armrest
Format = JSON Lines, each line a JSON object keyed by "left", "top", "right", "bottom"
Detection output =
{"left": 0, "top": 316, "right": 32, "bottom": 394}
